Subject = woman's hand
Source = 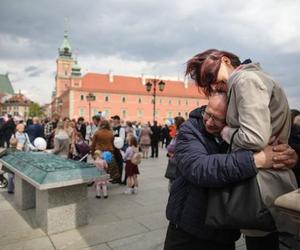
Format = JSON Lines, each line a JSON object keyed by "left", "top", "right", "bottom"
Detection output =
{"left": 220, "top": 126, "right": 231, "bottom": 144}
{"left": 272, "top": 144, "right": 298, "bottom": 169}
{"left": 254, "top": 143, "right": 298, "bottom": 169}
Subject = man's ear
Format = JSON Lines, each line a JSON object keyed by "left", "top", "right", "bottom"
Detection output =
{"left": 221, "top": 56, "right": 231, "bottom": 65}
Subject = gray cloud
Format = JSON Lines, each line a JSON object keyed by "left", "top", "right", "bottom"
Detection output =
{"left": 24, "top": 66, "right": 38, "bottom": 72}
{"left": 24, "top": 65, "right": 45, "bottom": 77}
{"left": 0, "top": 0, "right": 300, "bottom": 107}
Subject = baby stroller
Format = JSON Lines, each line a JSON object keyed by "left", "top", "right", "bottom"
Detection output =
{"left": 0, "top": 169, "right": 8, "bottom": 188}
{"left": 73, "top": 139, "right": 90, "bottom": 162}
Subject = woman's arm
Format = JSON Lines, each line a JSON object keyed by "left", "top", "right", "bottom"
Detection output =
{"left": 25, "top": 133, "right": 36, "bottom": 150}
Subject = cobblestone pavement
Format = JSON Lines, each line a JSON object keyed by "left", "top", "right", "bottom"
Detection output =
{"left": 0, "top": 148, "right": 246, "bottom": 250}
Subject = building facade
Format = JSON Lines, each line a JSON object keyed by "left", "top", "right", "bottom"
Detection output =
{"left": 51, "top": 32, "right": 207, "bottom": 124}
{"left": 0, "top": 92, "right": 32, "bottom": 120}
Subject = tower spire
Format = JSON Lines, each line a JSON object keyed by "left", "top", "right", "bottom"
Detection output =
{"left": 58, "top": 18, "right": 72, "bottom": 58}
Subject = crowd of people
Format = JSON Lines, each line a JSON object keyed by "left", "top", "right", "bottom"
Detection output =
{"left": 0, "top": 112, "right": 180, "bottom": 198}
{"left": 1, "top": 49, "right": 300, "bottom": 250}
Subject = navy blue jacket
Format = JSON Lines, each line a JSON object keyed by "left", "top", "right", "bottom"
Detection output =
{"left": 166, "top": 106, "right": 258, "bottom": 244}
{"left": 26, "top": 124, "right": 44, "bottom": 143}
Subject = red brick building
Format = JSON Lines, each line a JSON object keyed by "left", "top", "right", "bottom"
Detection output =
{"left": 51, "top": 31, "right": 207, "bottom": 124}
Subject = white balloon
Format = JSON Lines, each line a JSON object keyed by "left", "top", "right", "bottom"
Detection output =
{"left": 101, "top": 111, "right": 106, "bottom": 118}
{"left": 165, "top": 120, "right": 171, "bottom": 126}
{"left": 113, "top": 137, "right": 124, "bottom": 149}
{"left": 33, "top": 137, "right": 47, "bottom": 151}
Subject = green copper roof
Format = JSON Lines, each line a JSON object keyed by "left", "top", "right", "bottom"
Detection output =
{"left": 71, "top": 60, "right": 81, "bottom": 76}
{"left": 0, "top": 74, "right": 14, "bottom": 94}
{"left": 59, "top": 30, "right": 72, "bottom": 58}
{"left": 0, "top": 150, "right": 109, "bottom": 190}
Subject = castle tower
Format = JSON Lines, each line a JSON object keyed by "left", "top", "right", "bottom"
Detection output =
{"left": 70, "top": 58, "right": 82, "bottom": 88}
{"left": 55, "top": 30, "right": 74, "bottom": 97}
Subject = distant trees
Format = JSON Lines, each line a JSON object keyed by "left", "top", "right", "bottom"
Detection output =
{"left": 29, "top": 102, "right": 44, "bottom": 117}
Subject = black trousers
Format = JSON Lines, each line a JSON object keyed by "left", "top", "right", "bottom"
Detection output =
{"left": 164, "top": 223, "right": 235, "bottom": 250}
{"left": 245, "top": 232, "right": 279, "bottom": 250}
{"left": 151, "top": 141, "right": 159, "bottom": 157}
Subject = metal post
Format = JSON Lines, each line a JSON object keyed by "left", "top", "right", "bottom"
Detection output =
{"left": 86, "top": 93, "right": 95, "bottom": 122}
{"left": 153, "top": 80, "right": 157, "bottom": 123}
{"left": 88, "top": 100, "right": 91, "bottom": 122}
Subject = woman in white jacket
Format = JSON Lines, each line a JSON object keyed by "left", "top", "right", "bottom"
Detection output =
{"left": 52, "top": 121, "right": 70, "bottom": 159}
{"left": 8, "top": 123, "right": 35, "bottom": 193}
{"left": 11, "top": 123, "right": 35, "bottom": 152}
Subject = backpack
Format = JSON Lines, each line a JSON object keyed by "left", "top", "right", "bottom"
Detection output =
{"left": 131, "top": 148, "right": 142, "bottom": 165}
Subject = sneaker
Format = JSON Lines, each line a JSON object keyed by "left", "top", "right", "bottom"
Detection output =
{"left": 133, "top": 187, "right": 138, "bottom": 194}
{"left": 123, "top": 188, "right": 133, "bottom": 194}
{"left": 103, "top": 195, "right": 108, "bottom": 199}
{"left": 96, "top": 195, "right": 101, "bottom": 199}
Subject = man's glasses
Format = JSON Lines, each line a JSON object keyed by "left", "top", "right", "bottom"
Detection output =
{"left": 202, "top": 110, "right": 226, "bottom": 126}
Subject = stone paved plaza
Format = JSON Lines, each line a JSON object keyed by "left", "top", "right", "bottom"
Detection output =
{"left": 0, "top": 148, "right": 246, "bottom": 250}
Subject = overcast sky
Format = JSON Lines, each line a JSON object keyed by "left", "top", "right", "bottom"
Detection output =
{"left": 1, "top": 0, "right": 300, "bottom": 108}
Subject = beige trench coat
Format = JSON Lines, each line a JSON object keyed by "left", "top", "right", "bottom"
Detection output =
{"left": 226, "top": 63, "right": 297, "bottom": 235}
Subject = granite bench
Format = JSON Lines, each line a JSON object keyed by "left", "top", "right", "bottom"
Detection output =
{"left": 0, "top": 149, "right": 109, "bottom": 234}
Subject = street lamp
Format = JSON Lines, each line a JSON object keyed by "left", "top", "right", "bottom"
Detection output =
{"left": 86, "top": 92, "right": 96, "bottom": 122}
{"left": 145, "top": 79, "right": 165, "bottom": 122}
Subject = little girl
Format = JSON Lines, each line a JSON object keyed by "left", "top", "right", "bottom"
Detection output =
{"left": 93, "top": 150, "right": 110, "bottom": 199}
{"left": 123, "top": 136, "right": 141, "bottom": 194}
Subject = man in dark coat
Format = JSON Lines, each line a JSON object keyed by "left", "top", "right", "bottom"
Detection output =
{"left": 161, "top": 124, "right": 171, "bottom": 148}
{"left": 26, "top": 117, "right": 44, "bottom": 144}
{"left": 150, "top": 121, "right": 161, "bottom": 158}
{"left": 0, "top": 114, "right": 16, "bottom": 147}
{"left": 164, "top": 93, "right": 297, "bottom": 250}
{"left": 76, "top": 117, "right": 86, "bottom": 140}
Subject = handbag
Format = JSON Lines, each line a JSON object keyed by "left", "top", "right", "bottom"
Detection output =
{"left": 164, "top": 157, "right": 177, "bottom": 180}
{"left": 205, "top": 176, "right": 276, "bottom": 231}
{"left": 204, "top": 130, "right": 276, "bottom": 231}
